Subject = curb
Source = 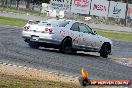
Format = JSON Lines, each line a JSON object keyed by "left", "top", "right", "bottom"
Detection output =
{"left": 0, "top": 61, "right": 79, "bottom": 79}
{"left": 0, "top": 25, "right": 23, "bottom": 29}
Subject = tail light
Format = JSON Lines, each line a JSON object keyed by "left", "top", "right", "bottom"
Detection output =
{"left": 24, "top": 26, "right": 30, "bottom": 31}
{"left": 49, "top": 28, "right": 53, "bottom": 32}
{"left": 43, "top": 28, "right": 53, "bottom": 33}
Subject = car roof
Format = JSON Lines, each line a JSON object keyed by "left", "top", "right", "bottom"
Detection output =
{"left": 46, "top": 18, "right": 76, "bottom": 23}
{"left": 28, "top": 19, "right": 85, "bottom": 26}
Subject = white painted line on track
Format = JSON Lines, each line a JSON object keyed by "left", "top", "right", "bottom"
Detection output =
{"left": 18, "top": 66, "right": 22, "bottom": 68}
{"left": 3, "top": 63, "right": 7, "bottom": 65}
{"left": 13, "top": 65, "right": 17, "bottom": 67}
{"left": 23, "top": 67, "right": 28, "bottom": 69}
{"left": 7, "top": 64, "right": 12, "bottom": 66}
{"left": 0, "top": 61, "right": 78, "bottom": 79}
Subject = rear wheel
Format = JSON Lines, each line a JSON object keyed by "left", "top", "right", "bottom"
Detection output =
{"left": 71, "top": 49, "right": 77, "bottom": 54}
{"left": 59, "top": 38, "right": 72, "bottom": 54}
{"left": 100, "top": 43, "right": 111, "bottom": 58}
{"left": 29, "top": 41, "right": 40, "bottom": 49}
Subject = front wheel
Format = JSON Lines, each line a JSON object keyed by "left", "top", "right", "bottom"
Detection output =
{"left": 71, "top": 49, "right": 77, "bottom": 54}
{"left": 28, "top": 41, "right": 40, "bottom": 49}
{"left": 100, "top": 43, "right": 111, "bottom": 58}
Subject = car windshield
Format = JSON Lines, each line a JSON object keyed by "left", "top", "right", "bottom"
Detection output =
{"left": 58, "top": 21, "right": 70, "bottom": 27}
{"left": 85, "top": 25, "right": 96, "bottom": 34}
{"left": 28, "top": 21, "right": 49, "bottom": 26}
{"left": 38, "top": 21, "right": 51, "bottom": 26}
{"left": 48, "top": 20, "right": 69, "bottom": 27}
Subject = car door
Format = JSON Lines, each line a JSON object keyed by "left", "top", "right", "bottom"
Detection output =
{"left": 70, "top": 22, "right": 81, "bottom": 46}
{"left": 78, "top": 23, "right": 101, "bottom": 49}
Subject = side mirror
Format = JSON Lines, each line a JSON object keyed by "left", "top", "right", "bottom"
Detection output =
{"left": 93, "top": 31, "right": 97, "bottom": 35}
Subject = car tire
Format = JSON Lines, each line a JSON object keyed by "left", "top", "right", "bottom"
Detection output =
{"left": 71, "top": 49, "right": 77, "bottom": 54}
{"left": 29, "top": 41, "right": 40, "bottom": 49}
{"left": 59, "top": 38, "right": 72, "bottom": 54}
{"left": 100, "top": 43, "right": 111, "bottom": 58}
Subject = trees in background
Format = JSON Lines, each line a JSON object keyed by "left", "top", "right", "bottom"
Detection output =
{"left": 1, "top": 0, "right": 129, "bottom": 8}
{"left": 32, "top": 0, "right": 50, "bottom": 4}
{"left": 0, "top": 0, "right": 131, "bottom": 9}
{"left": 0, "top": 0, "right": 20, "bottom": 8}
{"left": 1, "top": 0, "right": 4, "bottom": 6}
{"left": 25, "top": 0, "right": 50, "bottom": 9}
{"left": 25, "top": 0, "right": 31, "bottom": 9}
{"left": 0, "top": 0, "right": 50, "bottom": 9}
{"left": 16, "top": 0, "right": 20, "bottom": 8}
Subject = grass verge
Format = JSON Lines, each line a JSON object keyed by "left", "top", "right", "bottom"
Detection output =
{"left": 0, "top": 16, "right": 27, "bottom": 27}
{"left": 0, "top": 6, "right": 45, "bottom": 16}
{"left": 0, "top": 63, "right": 121, "bottom": 88}
{"left": 0, "top": 74, "right": 81, "bottom": 88}
{"left": 94, "top": 29, "right": 132, "bottom": 42}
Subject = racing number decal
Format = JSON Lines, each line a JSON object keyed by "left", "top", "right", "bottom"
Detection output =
{"left": 60, "top": 29, "right": 74, "bottom": 37}
{"left": 60, "top": 30, "right": 66, "bottom": 37}
{"left": 60, "top": 29, "right": 83, "bottom": 44}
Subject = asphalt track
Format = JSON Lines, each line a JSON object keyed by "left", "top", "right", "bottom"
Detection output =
{"left": 0, "top": 26, "right": 132, "bottom": 87}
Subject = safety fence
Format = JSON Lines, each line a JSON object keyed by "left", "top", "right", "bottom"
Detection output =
{"left": 50, "top": 0, "right": 132, "bottom": 27}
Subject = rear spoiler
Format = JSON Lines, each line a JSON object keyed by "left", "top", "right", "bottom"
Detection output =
{"left": 28, "top": 20, "right": 53, "bottom": 27}
{"left": 28, "top": 20, "right": 40, "bottom": 24}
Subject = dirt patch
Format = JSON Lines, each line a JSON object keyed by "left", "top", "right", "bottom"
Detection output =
{"left": 0, "top": 64, "right": 78, "bottom": 84}
{"left": 0, "top": 63, "right": 125, "bottom": 88}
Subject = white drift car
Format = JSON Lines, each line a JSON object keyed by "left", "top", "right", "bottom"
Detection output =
{"left": 22, "top": 19, "right": 112, "bottom": 58}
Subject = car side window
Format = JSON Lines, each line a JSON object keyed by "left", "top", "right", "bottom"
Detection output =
{"left": 79, "top": 23, "right": 90, "bottom": 33}
{"left": 70, "top": 22, "right": 79, "bottom": 32}
{"left": 85, "top": 24, "right": 94, "bottom": 34}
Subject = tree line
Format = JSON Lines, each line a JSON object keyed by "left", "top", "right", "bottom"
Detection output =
{"left": 0, "top": 0, "right": 131, "bottom": 9}
{"left": 0, "top": 0, "right": 50, "bottom": 9}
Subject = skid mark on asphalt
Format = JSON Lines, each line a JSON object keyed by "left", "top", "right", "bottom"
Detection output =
{"left": 113, "top": 58, "right": 132, "bottom": 68}
{"left": 0, "top": 28, "right": 18, "bottom": 31}
{"left": 86, "top": 61, "right": 132, "bottom": 79}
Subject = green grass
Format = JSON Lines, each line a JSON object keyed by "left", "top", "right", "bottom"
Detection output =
{"left": 0, "top": 74, "right": 81, "bottom": 88}
{"left": 0, "top": 6, "right": 46, "bottom": 16}
{"left": 0, "top": 16, "right": 27, "bottom": 27}
{"left": 94, "top": 29, "right": 132, "bottom": 42}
